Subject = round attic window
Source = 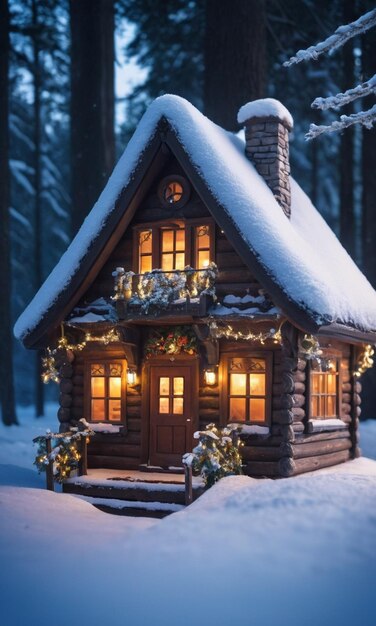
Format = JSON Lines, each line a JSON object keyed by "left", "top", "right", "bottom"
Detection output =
{"left": 158, "top": 175, "right": 190, "bottom": 208}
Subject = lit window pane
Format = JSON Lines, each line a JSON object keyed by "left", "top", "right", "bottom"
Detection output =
{"left": 110, "top": 363, "right": 122, "bottom": 376}
{"left": 312, "top": 375, "right": 320, "bottom": 394}
{"left": 327, "top": 396, "right": 336, "bottom": 417}
{"left": 91, "top": 364, "right": 104, "bottom": 376}
{"left": 175, "top": 253, "right": 185, "bottom": 270}
{"left": 249, "top": 373, "right": 265, "bottom": 396}
{"left": 327, "top": 374, "right": 336, "bottom": 394}
{"left": 109, "top": 400, "right": 121, "bottom": 421}
{"left": 140, "top": 255, "right": 152, "bottom": 273}
{"left": 230, "top": 373, "right": 246, "bottom": 396}
{"left": 139, "top": 230, "right": 152, "bottom": 254}
{"left": 311, "top": 396, "right": 319, "bottom": 417}
{"left": 159, "top": 397, "right": 169, "bottom": 414}
{"left": 229, "top": 397, "right": 246, "bottom": 421}
{"left": 249, "top": 399, "right": 265, "bottom": 422}
{"left": 173, "top": 398, "right": 184, "bottom": 414}
{"left": 249, "top": 358, "right": 265, "bottom": 372}
{"left": 91, "top": 399, "right": 105, "bottom": 421}
{"left": 174, "top": 377, "right": 184, "bottom": 396}
{"left": 162, "top": 230, "right": 174, "bottom": 252}
{"left": 175, "top": 229, "right": 185, "bottom": 251}
{"left": 196, "top": 226, "right": 210, "bottom": 249}
{"left": 197, "top": 250, "right": 210, "bottom": 269}
{"left": 159, "top": 377, "right": 170, "bottom": 396}
{"left": 162, "top": 254, "right": 174, "bottom": 271}
{"left": 91, "top": 377, "right": 105, "bottom": 397}
{"left": 165, "top": 182, "right": 183, "bottom": 203}
{"left": 109, "top": 377, "right": 121, "bottom": 397}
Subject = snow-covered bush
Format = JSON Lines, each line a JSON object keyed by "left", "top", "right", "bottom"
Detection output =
{"left": 183, "top": 423, "right": 243, "bottom": 488}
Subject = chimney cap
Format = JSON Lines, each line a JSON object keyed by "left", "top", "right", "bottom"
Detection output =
{"left": 237, "top": 98, "right": 294, "bottom": 130}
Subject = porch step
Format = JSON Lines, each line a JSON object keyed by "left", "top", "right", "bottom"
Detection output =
{"left": 75, "top": 495, "right": 185, "bottom": 519}
{"left": 63, "top": 469, "right": 205, "bottom": 517}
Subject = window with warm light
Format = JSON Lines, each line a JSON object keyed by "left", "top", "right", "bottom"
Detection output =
{"left": 135, "top": 220, "right": 214, "bottom": 273}
{"left": 195, "top": 225, "right": 211, "bottom": 268}
{"left": 139, "top": 230, "right": 152, "bottom": 273}
{"left": 227, "top": 357, "right": 268, "bottom": 423}
{"left": 87, "top": 361, "right": 126, "bottom": 422}
{"left": 158, "top": 375, "right": 184, "bottom": 415}
{"left": 160, "top": 227, "right": 185, "bottom": 271}
{"left": 310, "top": 360, "right": 338, "bottom": 419}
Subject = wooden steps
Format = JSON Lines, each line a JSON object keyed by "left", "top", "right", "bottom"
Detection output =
{"left": 63, "top": 469, "right": 205, "bottom": 518}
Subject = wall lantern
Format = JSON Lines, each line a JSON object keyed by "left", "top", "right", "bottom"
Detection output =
{"left": 127, "top": 368, "right": 137, "bottom": 386}
{"left": 204, "top": 369, "right": 216, "bottom": 386}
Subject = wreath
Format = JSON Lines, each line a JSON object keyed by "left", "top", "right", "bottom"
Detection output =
{"left": 144, "top": 326, "right": 198, "bottom": 358}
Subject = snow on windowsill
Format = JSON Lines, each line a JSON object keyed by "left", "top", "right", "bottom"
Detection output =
{"left": 67, "top": 312, "right": 108, "bottom": 324}
{"left": 88, "top": 423, "right": 122, "bottom": 434}
{"left": 308, "top": 419, "right": 347, "bottom": 433}
{"left": 234, "top": 424, "right": 270, "bottom": 436}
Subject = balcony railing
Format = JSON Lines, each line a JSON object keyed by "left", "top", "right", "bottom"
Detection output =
{"left": 112, "top": 264, "right": 218, "bottom": 318}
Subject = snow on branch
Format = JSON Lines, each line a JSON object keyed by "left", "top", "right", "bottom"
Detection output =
{"left": 312, "top": 74, "right": 376, "bottom": 110}
{"left": 284, "top": 9, "right": 376, "bottom": 66}
{"left": 306, "top": 104, "right": 376, "bottom": 139}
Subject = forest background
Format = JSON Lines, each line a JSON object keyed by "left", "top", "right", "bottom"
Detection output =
{"left": 0, "top": 0, "right": 375, "bottom": 425}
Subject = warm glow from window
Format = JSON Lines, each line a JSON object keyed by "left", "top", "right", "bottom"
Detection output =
{"left": 311, "top": 361, "right": 338, "bottom": 419}
{"left": 164, "top": 181, "right": 183, "bottom": 204}
{"left": 161, "top": 228, "right": 185, "bottom": 271}
{"left": 196, "top": 225, "right": 211, "bottom": 269}
{"left": 139, "top": 230, "right": 152, "bottom": 274}
{"left": 89, "top": 361, "right": 125, "bottom": 422}
{"left": 158, "top": 375, "right": 186, "bottom": 415}
{"left": 228, "top": 358, "right": 267, "bottom": 423}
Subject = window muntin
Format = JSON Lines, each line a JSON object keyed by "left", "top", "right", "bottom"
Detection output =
{"left": 89, "top": 361, "right": 125, "bottom": 422}
{"left": 228, "top": 357, "right": 267, "bottom": 423}
{"left": 310, "top": 360, "right": 338, "bottom": 419}
{"left": 163, "top": 181, "right": 184, "bottom": 204}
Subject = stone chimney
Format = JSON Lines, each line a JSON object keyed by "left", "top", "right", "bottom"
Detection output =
{"left": 237, "top": 99, "right": 293, "bottom": 218}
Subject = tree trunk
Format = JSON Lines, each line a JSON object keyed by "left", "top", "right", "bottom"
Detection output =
{"left": 204, "top": 0, "right": 266, "bottom": 131}
{"left": 0, "top": 0, "right": 18, "bottom": 426}
{"left": 339, "top": 0, "right": 355, "bottom": 258}
{"left": 31, "top": 0, "right": 44, "bottom": 417}
{"left": 70, "top": 0, "right": 115, "bottom": 235}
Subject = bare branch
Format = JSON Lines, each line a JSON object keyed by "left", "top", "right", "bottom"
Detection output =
{"left": 312, "top": 74, "right": 376, "bottom": 110}
{"left": 306, "top": 104, "right": 376, "bottom": 139}
{"left": 284, "top": 9, "right": 376, "bottom": 66}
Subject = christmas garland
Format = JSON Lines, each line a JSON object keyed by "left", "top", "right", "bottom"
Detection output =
{"left": 33, "top": 428, "right": 94, "bottom": 483}
{"left": 183, "top": 423, "right": 244, "bottom": 488}
{"left": 144, "top": 326, "right": 198, "bottom": 358}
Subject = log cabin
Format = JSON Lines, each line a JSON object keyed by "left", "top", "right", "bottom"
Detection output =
{"left": 15, "top": 95, "right": 376, "bottom": 480}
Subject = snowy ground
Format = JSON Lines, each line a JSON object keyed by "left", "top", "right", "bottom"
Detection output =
{"left": 1, "top": 406, "right": 376, "bottom": 626}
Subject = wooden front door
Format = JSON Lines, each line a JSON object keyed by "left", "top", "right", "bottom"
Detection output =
{"left": 149, "top": 363, "right": 195, "bottom": 467}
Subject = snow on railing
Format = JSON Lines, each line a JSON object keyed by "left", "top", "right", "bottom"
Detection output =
{"left": 112, "top": 264, "right": 218, "bottom": 314}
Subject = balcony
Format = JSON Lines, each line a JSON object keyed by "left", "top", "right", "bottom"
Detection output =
{"left": 112, "top": 265, "right": 218, "bottom": 320}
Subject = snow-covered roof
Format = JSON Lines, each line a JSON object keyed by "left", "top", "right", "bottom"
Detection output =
{"left": 14, "top": 94, "right": 376, "bottom": 343}
{"left": 237, "top": 98, "right": 294, "bottom": 129}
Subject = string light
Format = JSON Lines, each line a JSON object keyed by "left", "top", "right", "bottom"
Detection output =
{"left": 208, "top": 320, "right": 283, "bottom": 345}
{"left": 41, "top": 325, "right": 121, "bottom": 384}
{"left": 354, "top": 344, "right": 375, "bottom": 378}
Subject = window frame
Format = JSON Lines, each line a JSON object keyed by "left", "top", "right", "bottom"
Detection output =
{"left": 220, "top": 351, "right": 273, "bottom": 427}
{"left": 84, "top": 358, "right": 127, "bottom": 424}
{"left": 307, "top": 357, "right": 341, "bottom": 422}
{"left": 133, "top": 218, "right": 215, "bottom": 273}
